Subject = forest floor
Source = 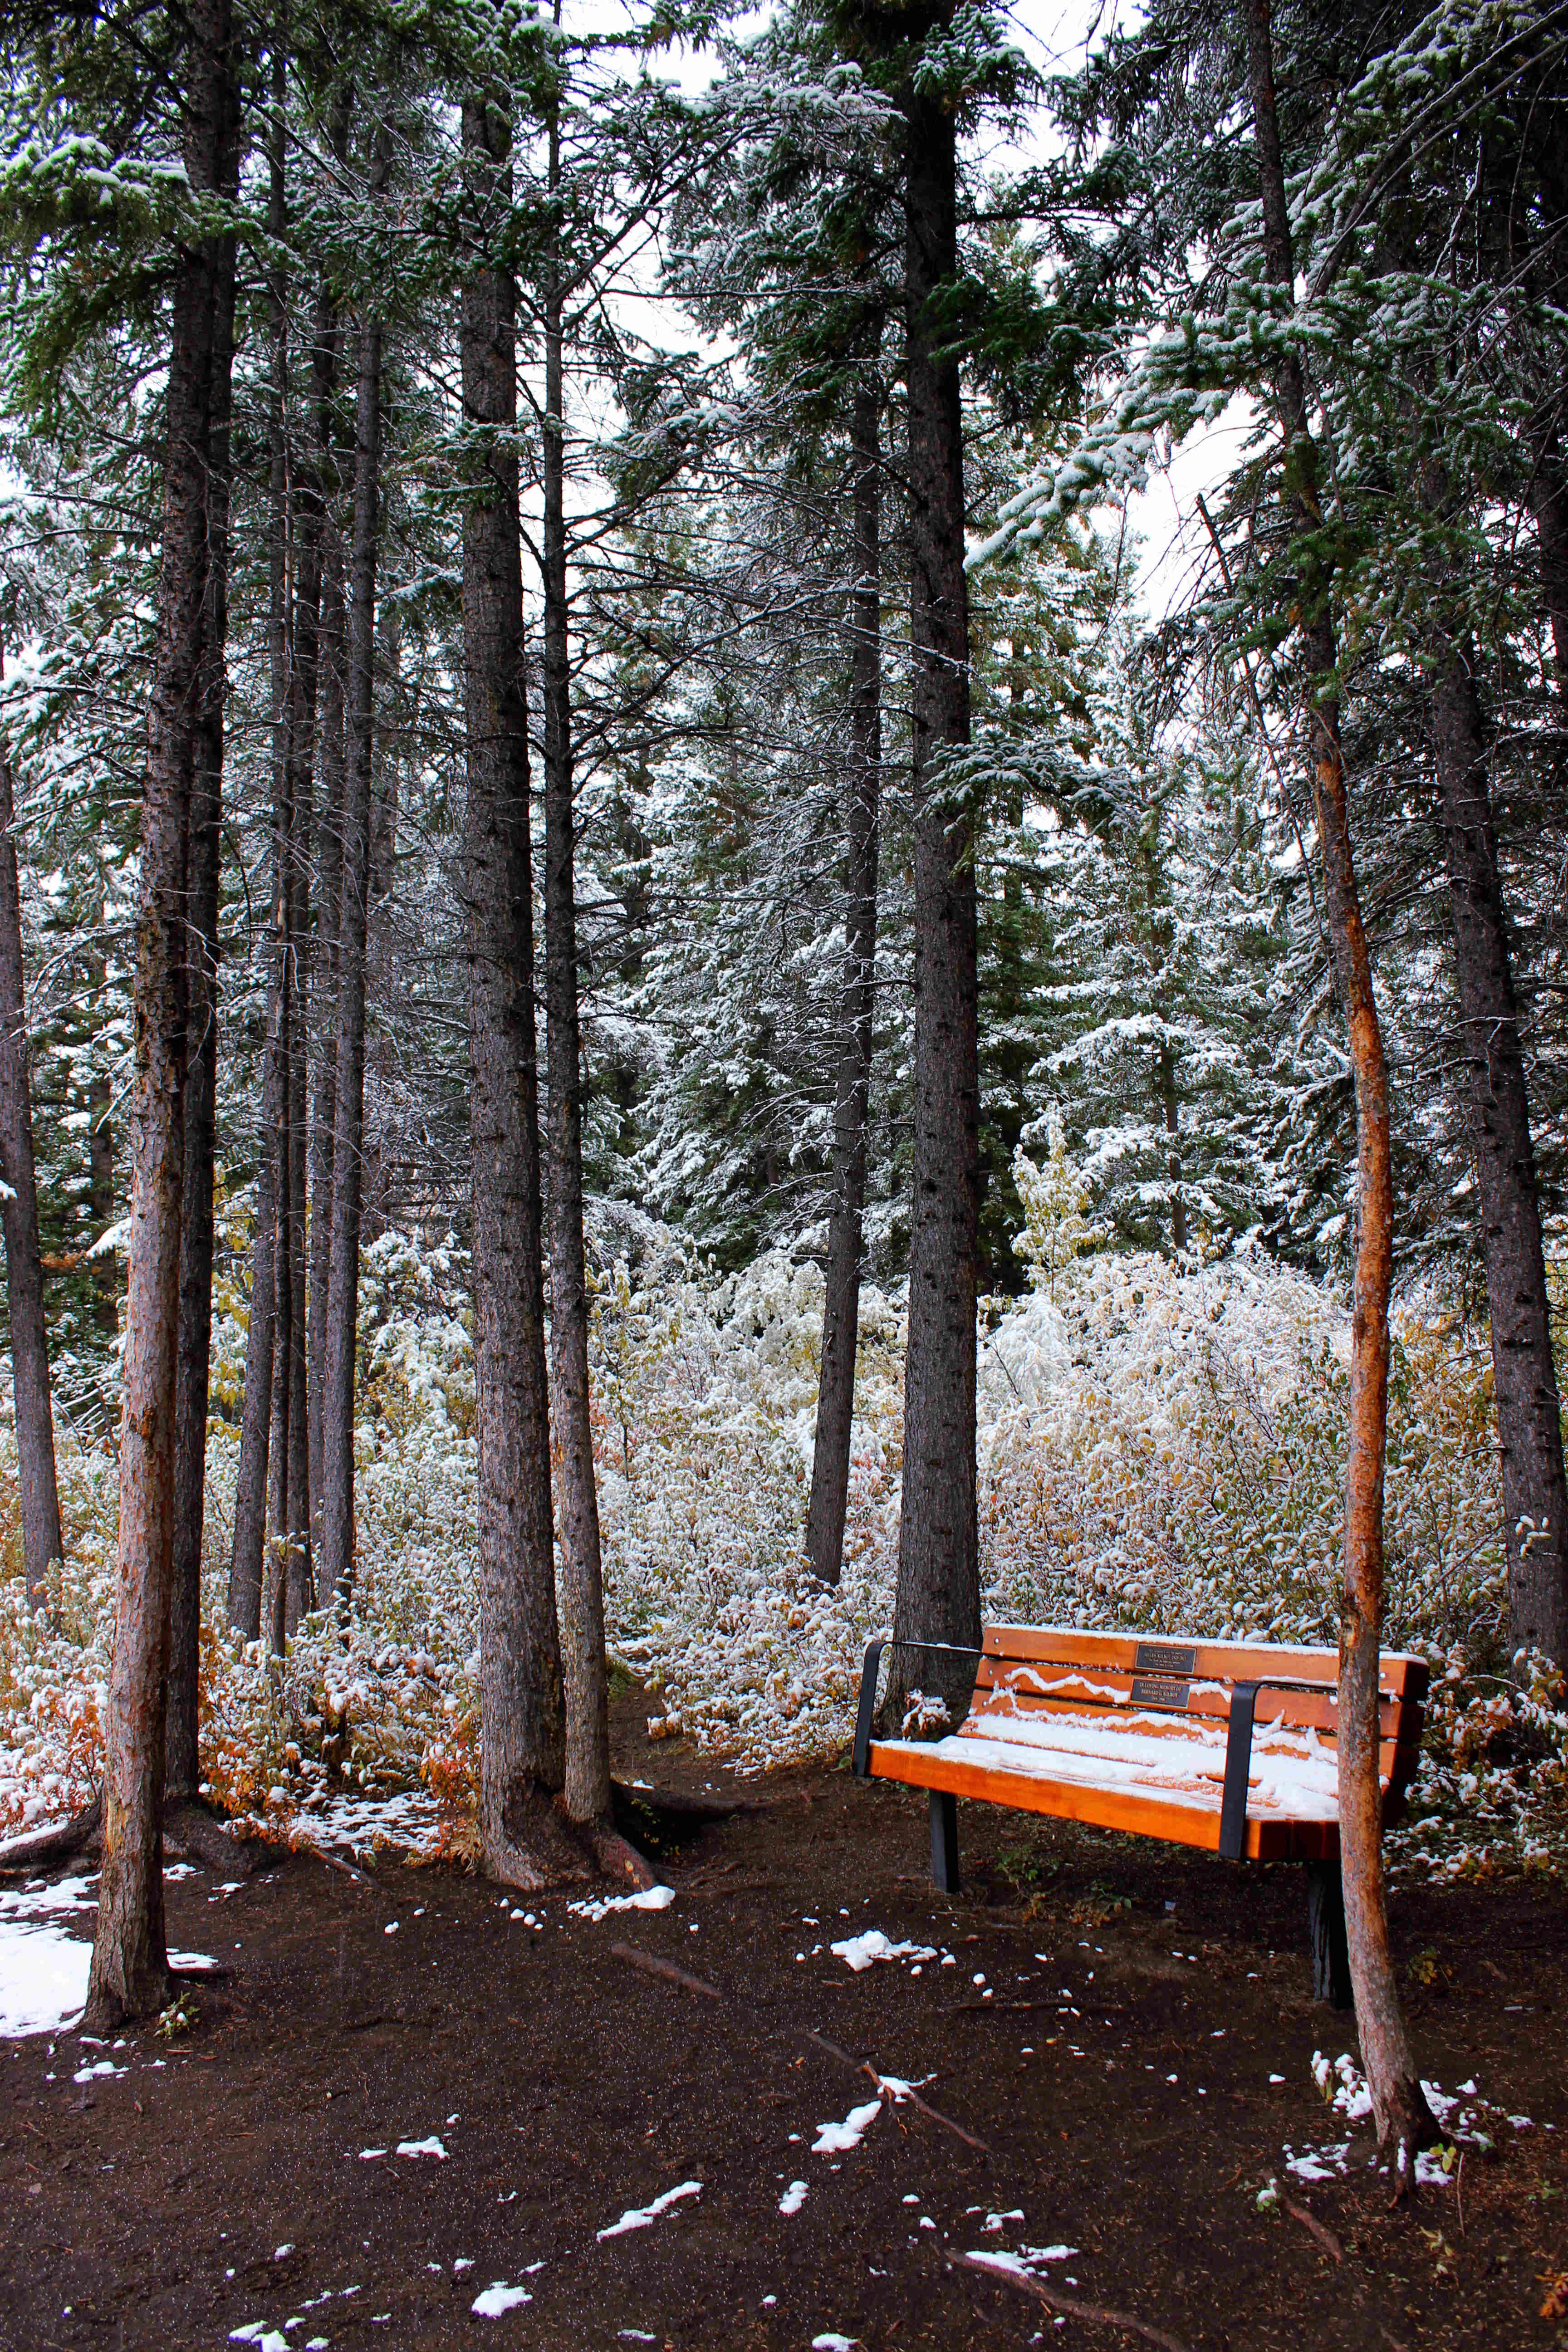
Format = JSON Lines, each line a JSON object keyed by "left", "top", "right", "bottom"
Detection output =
{"left": 2, "top": 1692, "right": 1567, "bottom": 2352}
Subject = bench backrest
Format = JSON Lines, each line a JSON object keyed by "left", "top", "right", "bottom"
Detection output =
{"left": 972, "top": 1622, "right": 1429, "bottom": 1804}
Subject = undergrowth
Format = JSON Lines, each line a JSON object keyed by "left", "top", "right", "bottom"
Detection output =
{"left": 1, "top": 1219, "right": 1565, "bottom": 1884}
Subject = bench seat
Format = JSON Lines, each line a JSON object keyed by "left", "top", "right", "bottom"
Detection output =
{"left": 852, "top": 1622, "right": 1429, "bottom": 2004}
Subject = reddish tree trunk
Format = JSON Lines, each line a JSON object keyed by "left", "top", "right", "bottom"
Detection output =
{"left": 459, "top": 97, "right": 573, "bottom": 1884}
{"left": 807, "top": 386, "right": 882, "bottom": 1590}
{"left": 1242, "top": 0, "right": 1434, "bottom": 2177}
{"left": 88, "top": 0, "right": 231, "bottom": 2029}
{"left": 889, "top": 66, "right": 981, "bottom": 1725}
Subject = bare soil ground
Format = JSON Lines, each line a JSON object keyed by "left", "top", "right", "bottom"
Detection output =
{"left": 3, "top": 1695, "right": 1567, "bottom": 2352}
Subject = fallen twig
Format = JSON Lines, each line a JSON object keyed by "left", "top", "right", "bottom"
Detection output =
{"left": 863, "top": 2058, "right": 989, "bottom": 2156}
{"left": 1455, "top": 2149, "right": 1465, "bottom": 2237}
{"left": 959, "top": 2252, "right": 1189, "bottom": 2352}
{"left": 1281, "top": 2195, "right": 1342, "bottom": 2264}
{"left": 610, "top": 1941, "right": 723, "bottom": 2000}
{"left": 609, "top": 1944, "right": 989, "bottom": 2154}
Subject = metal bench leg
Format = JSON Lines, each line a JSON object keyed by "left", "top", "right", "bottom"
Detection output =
{"left": 1307, "top": 1861, "right": 1353, "bottom": 2010}
{"left": 930, "top": 1790, "right": 960, "bottom": 1895}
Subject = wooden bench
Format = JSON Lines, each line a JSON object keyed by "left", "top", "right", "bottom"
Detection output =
{"left": 851, "top": 1624, "right": 1429, "bottom": 2009}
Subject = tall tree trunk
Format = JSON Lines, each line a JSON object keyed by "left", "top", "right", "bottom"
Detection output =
{"left": 1242, "top": 0, "right": 1435, "bottom": 2177}
{"left": 88, "top": 1060, "right": 117, "bottom": 1344}
{"left": 541, "top": 100, "right": 612, "bottom": 1832}
{"left": 276, "top": 265, "right": 338, "bottom": 1639}
{"left": 1534, "top": 440, "right": 1568, "bottom": 690}
{"left": 0, "top": 700, "right": 64, "bottom": 1608}
{"left": 227, "top": 55, "right": 290, "bottom": 1639}
{"left": 167, "top": 155, "right": 238, "bottom": 1797}
{"left": 459, "top": 96, "right": 572, "bottom": 1884}
{"left": 267, "top": 1007, "right": 293, "bottom": 1650}
{"left": 307, "top": 518, "right": 346, "bottom": 1553}
{"left": 318, "top": 124, "right": 391, "bottom": 1609}
{"left": 305, "top": 87, "right": 352, "bottom": 1559}
{"left": 1157, "top": 1036, "right": 1186, "bottom": 1254}
{"left": 1429, "top": 641, "right": 1568, "bottom": 1661}
{"left": 88, "top": 0, "right": 230, "bottom": 2030}
{"left": 889, "top": 67, "right": 981, "bottom": 1726}
{"left": 807, "top": 386, "right": 882, "bottom": 1591}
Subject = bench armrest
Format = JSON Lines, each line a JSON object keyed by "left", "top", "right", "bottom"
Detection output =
{"left": 1218, "top": 1680, "right": 1260, "bottom": 1861}
{"left": 852, "top": 1638, "right": 983, "bottom": 1779}
{"left": 853, "top": 1642, "right": 885, "bottom": 1779}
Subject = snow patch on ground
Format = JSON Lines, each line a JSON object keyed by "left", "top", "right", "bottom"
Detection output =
{"left": 568, "top": 1886, "right": 676, "bottom": 1923}
{"left": 471, "top": 2282, "right": 533, "bottom": 2316}
{"left": 0, "top": 1873, "right": 216, "bottom": 2038}
{"left": 597, "top": 2180, "right": 703, "bottom": 2239}
{"left": 811, "top": 2100, "right": 882, "bottom": 2156}
{"left": 395, "top": 2136, "right": 447, "bottom": 2159}
{"left": 779, "top": 2180, "right": 807, "bottom": 2215}
{"left": 828, "top": 1929, "right": 937, "bottom": 1972}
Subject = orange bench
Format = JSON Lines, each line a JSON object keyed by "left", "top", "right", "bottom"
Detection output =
{"left": 852, "top": 1624, "right": 1429, "bottom": 2008}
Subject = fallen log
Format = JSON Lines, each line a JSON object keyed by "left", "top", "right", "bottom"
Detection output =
{"left": 0, "top": 1790, "right": 101, "bottom": 1872}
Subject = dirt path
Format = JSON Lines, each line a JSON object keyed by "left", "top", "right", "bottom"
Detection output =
{"left": 2, "top": 1715, "right": 1566, "bottom": 2351}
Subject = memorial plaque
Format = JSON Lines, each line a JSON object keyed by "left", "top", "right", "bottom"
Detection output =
{"left": 1134, "top": 1641, "right": 1197, "bottom": 1677}
{"left": 1130, "top": 1675, "right": 1191, "bottom": 1710}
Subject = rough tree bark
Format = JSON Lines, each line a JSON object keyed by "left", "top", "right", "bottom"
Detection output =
{"left": 318, "top": 123, "right": 391, "bottom": 1609}
{"left": 459, "top": 95, "right": 575, "bottom": 1885}
{"left": 276, "top": 255, "right": 341, "bottom": 1640}
{"left": 540, "top": 95, "right": 618, "bottom": 1842}
{"left": 888, "top": 64, "right": 981, "bottom": 1727}
{"left": 1157, "top": 1038, "right": 1186, "bottom": 1254}
{"left": 307, "top": 521, "right": 346, "bottom": 1546}
{"left": 807, "top": 386, "right": 882, "bottom": 1590}
{"left": 88, "top": 1058, "right": 117, "bottom": 1344}
{"left": 1428, "top": 640, "right": 1568, "bottom": 1662}
{"left": 88, "top": 0, "right": 230, "bottom": 2029}
{"left": 167, "top": 142, "right": 238, "bottom": 1797}
{"left": 1242, "top": 0, "right": 1436, "bottom": 2178}
{"left": 228, "top": 56, "right": 290, "bottom": 1639}
{"left": 1537, "top": 443, "right": 1568, "bottom": 688}
{"left": 305, "top": 90, "right": 353, "bottom": 1559}
{"left": 0, "top": 693, "right": 64, "bottom": 1608}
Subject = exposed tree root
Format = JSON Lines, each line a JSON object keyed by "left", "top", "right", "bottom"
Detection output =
{"left": 0, "top": 1789, "right": 102, "bottom": 1872}
{"left": 162, "top": 1798, "right": 256, "bottom": 1878}
{"left": 611, "top": 1778, "right": 756, "bottom": 1822}
{"left": 1281, "top": 2195, "right": 1343, "bottom": 2262}
{"left": 959, "top": 2252, "right": 1190, "bottom": 2352}
{"left": 583, "top": 1817, "right": 657, "bottom": 1889}
{"left": 611, "top": 1940, "right": 723, "bottom": 2000}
